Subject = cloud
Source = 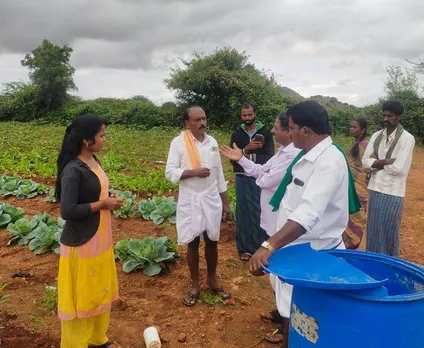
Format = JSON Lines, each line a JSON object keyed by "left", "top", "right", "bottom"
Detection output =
{"left": 1, "top": 0, "right": 424, "bottom": 106}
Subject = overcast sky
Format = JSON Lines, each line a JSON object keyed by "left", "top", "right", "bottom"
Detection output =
{"left": 1, "top": 0, "right": 424, "bottom": 107}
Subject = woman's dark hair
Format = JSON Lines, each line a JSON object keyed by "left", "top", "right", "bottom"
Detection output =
{"left": 290, "top": 101, "right": 329, "bottom": 135}
{"left": 350, "top": 117, "right": 368, "bottom": 158}
{"left": 55, "top": 115, "right": 105, "bottom": 201}
{"left": 277, "top": 111, "right": 290, "bottom": 129}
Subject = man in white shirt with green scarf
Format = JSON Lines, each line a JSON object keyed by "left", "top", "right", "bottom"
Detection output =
{"left": 249, "top": 101, "right": 360, "bottom": 348}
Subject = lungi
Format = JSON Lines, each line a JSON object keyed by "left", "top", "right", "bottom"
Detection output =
{"left": 366, "top": 190, "right": 403, "bottom": 257}
{"left": 235, "top": 175, "right": 268, "bottom": 255}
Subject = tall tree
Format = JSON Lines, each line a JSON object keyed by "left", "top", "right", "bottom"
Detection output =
{"left": 165, "top": 47, "right": 295, "bottom": 128}
{"left": 21, "top": 39, "right": 77, "bottom": 110}
{"left": 384, "top": 65, "right": 420, "bottom": 98}
{"left": 368, "top": 65, "right": 424, "bottom": 141}
{"left": 407, "top": 57, "right": 424, "bottom": 75}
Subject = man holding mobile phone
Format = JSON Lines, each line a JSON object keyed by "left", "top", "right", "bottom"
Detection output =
{"left": 229, "top": 103, "right": 274, "bottom": 261}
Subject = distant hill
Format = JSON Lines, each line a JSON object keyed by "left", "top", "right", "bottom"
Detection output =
{"left": 277, "top": 86, "right": 359, "bottom": 110}
{"left": 277, "top": 85, "right": 303, "bottom": 98}
{"left": 308, "top": 95, "right": 360, "bottom": 111}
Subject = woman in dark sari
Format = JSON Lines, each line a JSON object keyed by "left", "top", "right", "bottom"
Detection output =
{"left": 343, "top": 117, "right": 369, "bottom": 250}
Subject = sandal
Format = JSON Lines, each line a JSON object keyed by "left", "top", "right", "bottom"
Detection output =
{"left": 182, "top": 291, "right": 200, "bottom": 307}
{"left": 88, "top": 341, "right": 122, "bottom": 348}
{"left": 260, "top": 309, "right": 283, "bottom": 323}
{"left": 264, "top": 324, "right": 284, "bottom": 344}
{"left": 209, "top": 287, "right": 231, "bottom": 300}
{"left": 239, "top": 253, "right": 252, "bottom": 261}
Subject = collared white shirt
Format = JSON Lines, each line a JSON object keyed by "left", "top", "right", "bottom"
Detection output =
{"left": 362, "top": 127, "right": 415, "bottom": 198}
{"left": 238, "top": 143, "right": 300, "bottom": 236}
{"left": 276, "top": 137, "right": 349, "bottom": 250}
{"left": 165, "top": 132, "right": 227, "bottom": 193}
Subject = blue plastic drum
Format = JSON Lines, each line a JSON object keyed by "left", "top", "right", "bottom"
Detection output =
{"left": 264, "top": 245, "right": 424, "bottom": 347}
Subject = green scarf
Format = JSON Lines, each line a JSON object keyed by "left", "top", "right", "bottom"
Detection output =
{"left": 269, "top": 142, "right": 361, "bottom": 214}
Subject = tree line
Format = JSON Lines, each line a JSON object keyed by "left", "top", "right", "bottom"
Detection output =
{"left": 0, "top": 40, "right": 423, "bottom": 140}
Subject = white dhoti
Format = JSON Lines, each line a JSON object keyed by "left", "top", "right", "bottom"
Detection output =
{"left": 176, "top": 184, "right": 222, "bottom": 245}
{"left": 271, "top": 241, "right": 346, "bottom": 318}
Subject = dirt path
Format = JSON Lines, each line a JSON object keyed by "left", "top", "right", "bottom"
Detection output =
{"left": 399, "top": 147, "right": 424, "bottom": 266}
{"left": 0, "top": 148, "right": 423, "bottom": 347}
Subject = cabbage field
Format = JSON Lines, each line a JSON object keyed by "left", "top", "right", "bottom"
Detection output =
{"left": 0, "top": 122, "right": 422, "bottom": 348}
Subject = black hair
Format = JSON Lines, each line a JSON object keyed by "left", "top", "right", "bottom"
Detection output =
{"left": 55, "top": 114, "right": 105, "bottom": 201}
{"left": 328, "top": 121, "right": 334, "bottom": 136}
{"left": 277, "top": 112, "right": 290, "bottom": 129}
{"left": 350, "top": 117, "right": 368, "bottom": 158}
{"left": 290, "top": 101, "right": 329, "bottom": 135}
{"left": 382, "top": 100, "right": 404, "bottom": 116}
{"left": 183, "top": 106, "right": 202, "bottom": 121}
{"left": 240, "top": 103, "right": 257, "bottom": 113}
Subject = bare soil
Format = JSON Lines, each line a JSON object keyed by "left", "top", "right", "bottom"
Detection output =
{"left": 1, "top": 148, "right": 424, "bottom": 347}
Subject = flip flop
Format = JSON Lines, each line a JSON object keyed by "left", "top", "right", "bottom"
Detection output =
{"left": 260, "top": 309, "right": 283, "bottom": 323}
{"left": 239, "top": 253, "right": 252, "bottom": 261}
{"left": 264, "top": 324, "right": 284, "bottom": 344}
{"left": 209, "top": 287, "right": 231, "bottom": 300}
{"left": 182, "top": 291, "right": 200, "bottom": 307}
{"left": 88, "top": 341, "right": 122, "bottom": 348}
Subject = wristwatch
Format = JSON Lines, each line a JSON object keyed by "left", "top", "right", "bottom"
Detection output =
{"left": 261, "top": 241, "right": 276, "bottom": 253}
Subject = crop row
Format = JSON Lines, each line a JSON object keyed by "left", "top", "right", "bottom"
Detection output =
{"left": 0, "top": 202, "right": 178, "bottom": 277}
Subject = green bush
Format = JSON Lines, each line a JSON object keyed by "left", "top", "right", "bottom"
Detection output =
{"left": 0, "top": 82, "right": 40, "bottom": 122}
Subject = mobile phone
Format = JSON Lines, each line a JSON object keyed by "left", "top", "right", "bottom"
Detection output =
{"left": 253, "top": 134, "right": 265, "bottom": 143}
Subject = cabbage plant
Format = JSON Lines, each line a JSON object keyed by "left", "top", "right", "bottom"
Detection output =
{"left": 114, "top": 236, "right": 175, "bottom": 276}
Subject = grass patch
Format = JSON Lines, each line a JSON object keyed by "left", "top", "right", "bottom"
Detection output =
{"left": 226, "top": 258, "right": 244, "bottom": 269}
{"left": 42, "top": 285, "right": 58, "bottom": 311}
{"left": 0, "top": 282, "right": 12, "bottom": 304}
{"left": 200, "top": 292, "right": 226, "bottom": 306}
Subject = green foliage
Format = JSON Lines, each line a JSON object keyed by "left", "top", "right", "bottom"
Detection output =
{"left": 164, "top": 238, "right": 179, "bottom": 257}
{"left": 111, "top": 190, "right": 138, "bottom": 219}
{"left": 165, "top": 47, "right": 294, "bottom": 129}
{"left": 1, "top": 207, "right": 64, "bottom": 255}
{"left": 1, "top": 44, "right": 365, "bottom": 132}
{"left": 0, "top": 282, "right": 12, "bottom": 304}
{"left": 227, "top": 187, "right": 237, "bottom": 222}
{"left": 200, "top": 292, "right": 226, "bottom": 305}
{"left": 6, "top": 217, "right": 38, "bottom": 246}
{"left": 384, "top": 66, "right": 424, "bottom": 141}
{"left": 45, "top": 189, "right": 57, "bottom": 203}
{"left": 21, "top": 39, "right": 77, "bottom": 111}
{"left": 114, "top": 237, "right": 176, "bottom": 276}
{"left": 138, "top": 196, "right": 177, "bottom": 225}
{"left": 42, "top": 285, "right": 58, "bottom": 311}
{"left": 0, "top": 175, "right": 43, "bottom": 199}
{"left": 364, "top": 65, "right": 424, "bottom": 142}
{"left": 28, "top": 218, "right": 63, "bottom": 255}
{"left": 0, "top": 82, "right": 39, "bottom": 121}
{"left": 0, "top": 123, "right": 181, "bottom": 194}
{"left": 0, "top": 203, "right": 26, "bottom": 224}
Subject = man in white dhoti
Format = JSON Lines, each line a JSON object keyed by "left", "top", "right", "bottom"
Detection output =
{"left": 249, "top": 101, "right": 354, "bottom": 347}
{"left": 165, "top": 106, "right": 231, "bottom": 307}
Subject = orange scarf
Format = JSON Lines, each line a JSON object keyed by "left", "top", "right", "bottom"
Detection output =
{"left": 183, "top": 130, "right": 201, "bottom": 169}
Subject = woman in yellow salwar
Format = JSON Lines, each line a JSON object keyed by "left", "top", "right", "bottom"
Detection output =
{"left": 343, "top": 117, "right": 369, "bottom": 250}
{"left": 55, "top": 115, "right": 124, "bottom": 348}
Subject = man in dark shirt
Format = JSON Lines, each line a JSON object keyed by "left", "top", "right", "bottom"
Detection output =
{"left": 230, "top": 103, "right": 274, "bottom": 260}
